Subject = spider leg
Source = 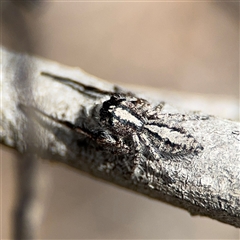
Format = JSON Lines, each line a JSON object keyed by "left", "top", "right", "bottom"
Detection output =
{"left": 135, "top": 132, "right": 170, "bottom": 186}
{"left": 154, "top": 101, "right": 166, "bottom": 112}
{"left": 142, "top": 101, "right": 166, "bottom": 120}
{"left": 131, "top": 133, "right": 149, "bottom": 182}
{"left": 138, "top": 133, "right": 160, "bottom": 160}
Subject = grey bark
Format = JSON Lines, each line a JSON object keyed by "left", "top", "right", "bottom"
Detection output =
{"left": 1, "top": 46, "right": 239, "bottom": 228}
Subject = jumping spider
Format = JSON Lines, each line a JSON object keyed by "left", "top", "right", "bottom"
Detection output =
{"left": 21, "top": 72, "right": 204, "bottom": 182}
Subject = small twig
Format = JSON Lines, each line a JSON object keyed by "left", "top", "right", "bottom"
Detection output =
{"left": 1, "top": 46, "right": 239, "bottom": 228}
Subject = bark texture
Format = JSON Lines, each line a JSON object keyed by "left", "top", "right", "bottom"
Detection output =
{"left": 1, "top": 46, "right": 239, "bottom": 228}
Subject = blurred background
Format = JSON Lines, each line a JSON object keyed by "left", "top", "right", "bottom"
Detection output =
{"left": 2, "top": 1, "right": 239, "bottom": 239}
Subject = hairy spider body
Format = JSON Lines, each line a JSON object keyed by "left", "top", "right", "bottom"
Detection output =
{"left": 97, "top": 94, "right": 203, "bottom": 156}
{"left": 84, "top": 93, "right": 203, "bottom": 181}
{"left": 26, "top": 72, "right": 204, "bottom": 182}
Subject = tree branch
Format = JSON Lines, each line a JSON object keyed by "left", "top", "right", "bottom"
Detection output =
{"left": 1, "top": 46, "right": 239, "bottom": 228}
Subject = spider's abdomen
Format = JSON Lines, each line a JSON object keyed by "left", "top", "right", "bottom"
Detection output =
{"left": 143, "top": 123, "right": 203, "bottom": 155}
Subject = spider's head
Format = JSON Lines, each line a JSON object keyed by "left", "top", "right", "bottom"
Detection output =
{"left": 100, "top": 94, "right": 145, "bottom": 135}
